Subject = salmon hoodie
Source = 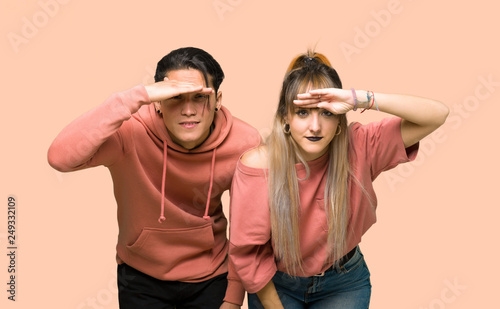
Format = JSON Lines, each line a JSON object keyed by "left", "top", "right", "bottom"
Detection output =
{"left": 47, "top": 85, "right": 261, "bottom": 305}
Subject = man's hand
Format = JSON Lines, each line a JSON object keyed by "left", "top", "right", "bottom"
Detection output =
{"left": 144, "top": 77, "right": 213, "bottom": 103}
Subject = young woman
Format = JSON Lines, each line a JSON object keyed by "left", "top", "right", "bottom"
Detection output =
{"left": 229, "top": 51, "right": 449, "bottom": 308}
{"left": 48, "top": 47, "right": 261, "bottom": 309}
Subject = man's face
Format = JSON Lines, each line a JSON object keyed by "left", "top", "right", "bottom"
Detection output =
{"left": 159, "top": 69, "right": 221, "bottom": 150}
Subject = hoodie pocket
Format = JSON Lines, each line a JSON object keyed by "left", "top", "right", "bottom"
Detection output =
{"left": 126, "top": 222, "right": 215, "bottom": 280}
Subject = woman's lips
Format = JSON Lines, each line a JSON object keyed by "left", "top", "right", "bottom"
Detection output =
{"left": 306, "top": 136, "right": 323, "bottom": 142}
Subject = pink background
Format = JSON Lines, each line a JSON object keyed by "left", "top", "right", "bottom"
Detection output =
{"left": 1, "top": 0, "right": 499, "bottom": 308}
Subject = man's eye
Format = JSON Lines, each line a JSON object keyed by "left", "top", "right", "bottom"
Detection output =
{"left": 194, "top": 94, "right": 208, "bottom": 101}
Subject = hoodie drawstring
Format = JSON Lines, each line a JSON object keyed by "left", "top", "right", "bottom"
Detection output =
{"left": 158, "top": 142, "right": 168, "bottom": 223}
{"left": 203, "top": 148, "right": 217, "bottom": 221}
{"left": 157, "top": 144, "right": 217, "bottom": 223}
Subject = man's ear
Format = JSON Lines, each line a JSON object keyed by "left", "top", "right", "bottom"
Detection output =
{"left": 154, "top": 102, "right": 162, "bottom": 115}
{"left": 215, "top": 91, "right": 222, "bottom": 110}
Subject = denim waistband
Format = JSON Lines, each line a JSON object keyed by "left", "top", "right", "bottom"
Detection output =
{"left": 314, "top": 245, "right": 358, "bottom": 277}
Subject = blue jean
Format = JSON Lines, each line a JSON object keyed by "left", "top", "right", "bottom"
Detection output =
{"left": 248, "top": 246, "right": 371, "bottom": 308}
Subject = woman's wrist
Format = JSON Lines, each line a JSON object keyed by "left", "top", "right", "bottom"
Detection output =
{"left": 350, "top": 89, "right": 378, "bottom": 112}
{"left": 355, "top": 90, "right": 371, "bottom": 109}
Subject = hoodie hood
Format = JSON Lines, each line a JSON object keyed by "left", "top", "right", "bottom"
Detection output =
{"left": 131, "top": 104, "right": 233, "bottom": 223}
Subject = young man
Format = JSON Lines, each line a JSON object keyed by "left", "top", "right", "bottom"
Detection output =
{"left": 48, "top": 47, "right": 261, "bottom": 308}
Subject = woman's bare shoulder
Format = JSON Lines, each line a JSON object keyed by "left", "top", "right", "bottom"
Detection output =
{"left": 240, "top": 145, "right": 269, "bottom": 169}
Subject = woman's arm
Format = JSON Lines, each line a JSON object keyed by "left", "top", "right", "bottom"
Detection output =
{"left": 256, "top": 280, "right": 284, "bottom": 309}
{"left": 229, "top": 149, "right": 281, "bottom": 302}
{"left": 295, "top": 89, "right": 449, "bottom": 147}
{"left": 356, "top": 91, "right": 449, "bottom": 147}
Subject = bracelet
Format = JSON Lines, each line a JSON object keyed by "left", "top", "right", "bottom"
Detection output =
{"left": 351, "top": 88, "right": 358, "bottom": 111}
{"left": 361, "top": 91, "right": 375, "bottom": 113}
{"left": 353, "top": 89, "right": 378, "bottom": 113}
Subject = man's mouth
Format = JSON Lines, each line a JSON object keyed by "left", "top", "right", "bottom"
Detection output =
{"left": 180, "top": 121, "right": 199, "bottom": 129}
{"left": 305, "top": 136, "right": 323, "bottom": 142}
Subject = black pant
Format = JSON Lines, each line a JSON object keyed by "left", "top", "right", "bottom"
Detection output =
{"left": 117, "top": 263, "right": 228, "bottom": 309}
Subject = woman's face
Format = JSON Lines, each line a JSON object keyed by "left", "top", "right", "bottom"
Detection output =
{"left": 287, "top": 106, "right": 339, "bottom": 161}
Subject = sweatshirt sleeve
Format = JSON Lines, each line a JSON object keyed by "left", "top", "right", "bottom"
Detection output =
{"left": 228, "top": 162, "right": 278, "bottom": 294}
{"left": 47, "top": 85, "right": 151, "bottom": 172}
{"left": 350, "top": 117, "right": 419, "bottom": 180}
{"left": 222, "top": 256, "right": 245, "bottom": 305}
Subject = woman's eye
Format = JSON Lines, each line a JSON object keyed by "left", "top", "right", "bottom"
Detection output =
{"left": 296, "top": 109, "right": 308, "bottom": 117}
{"left": 322, "top": 110, "right": 334, "bottom": 117}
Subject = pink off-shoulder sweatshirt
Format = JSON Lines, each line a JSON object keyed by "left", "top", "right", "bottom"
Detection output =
{"left": 229, "top": 117, "right": 419, "bottom": 293}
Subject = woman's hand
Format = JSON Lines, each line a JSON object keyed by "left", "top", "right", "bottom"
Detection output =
{"left": 294, "top": 88, "right": 355, "bottom": 114}
{"left": 144, "top": 78, "right": 214, "bottom": 103}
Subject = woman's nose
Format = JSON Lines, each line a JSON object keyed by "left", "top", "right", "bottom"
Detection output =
{"left": 309, "top": 113, "right": 321, "bottom": 133}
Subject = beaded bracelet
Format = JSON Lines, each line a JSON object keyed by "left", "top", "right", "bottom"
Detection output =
{"left": 351, "top": 88, "right": 358, "bottom": 111}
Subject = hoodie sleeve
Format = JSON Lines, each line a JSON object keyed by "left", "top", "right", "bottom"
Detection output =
{"left": 47, "top": 85, "right": 151, "bottom": 172}
{"left": 229, "top": 161, "right": 278, "bottom": 294}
